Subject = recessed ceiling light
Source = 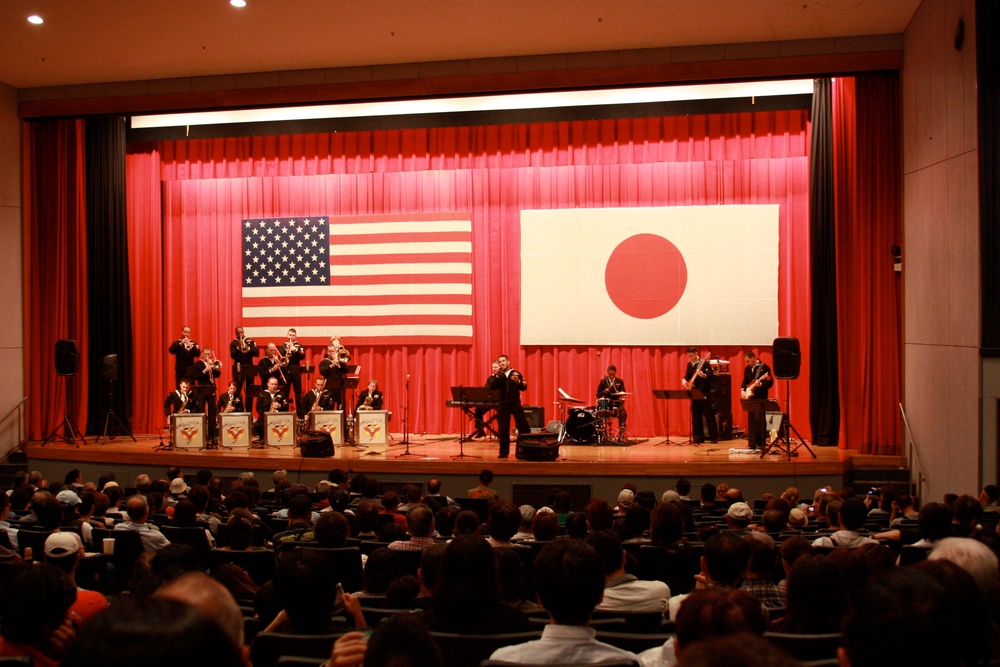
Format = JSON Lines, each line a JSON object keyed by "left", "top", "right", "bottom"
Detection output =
{"left": 230, "top": 0, "right": 246, "bottom": 7}
{"left": 27, "top": 15, "right": 44, "bottom": 25}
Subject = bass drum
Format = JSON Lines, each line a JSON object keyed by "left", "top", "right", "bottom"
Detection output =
{"left": 566, "top": 408, "right": 597, "bottom": 443}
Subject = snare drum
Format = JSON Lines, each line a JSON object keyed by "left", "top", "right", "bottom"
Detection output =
{"left": 565, "top": 408, "right": 597, "bottom": 443}
{"left": 596, "top": 397, "right": 616, "bottom": 417}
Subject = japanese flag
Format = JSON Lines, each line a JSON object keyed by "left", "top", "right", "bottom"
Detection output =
{"left": 519, "top": 206, "right": 779, "bottom": 346}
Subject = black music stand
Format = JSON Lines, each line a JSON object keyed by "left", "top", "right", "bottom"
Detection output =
{"left": 449, "top": 386, "right": 494, "bottom": 459}
{"left": 326, "top": 372, "right": 360, "bottom": 446}
{"left": 193, "top": 385, "right": 221, "bottom": 449}
{"left": 740, "top": 398, "right": 780, "bottom": 453}
{"left": 652, "top": 389, "right": 704, "bottom": 446}
{"left": 234, "top": 364, "right": 258, "bottom": 406}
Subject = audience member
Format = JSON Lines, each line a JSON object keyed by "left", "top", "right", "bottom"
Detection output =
{"left": 0, "top": 562, "right": 77, "bottom": 667}
{"left": 811, "top": 498, "right": 877, "bottom": 548}
{"left": 390, "top": 504, "right": 435, "bottom": 551}
{"left": 587, "top": 529, "right": 670, "bottom": 614}
{"left": 490, "top": 539, "right": 640, "bottom": 664}
{"left": 467, "top": 469, "right": 500, "bottom": 502}
{"left": 43, "top": 532, "right": 108, "bottom": 626}
{"left": 114, "top": 494, "right": 170, "bottom": 552}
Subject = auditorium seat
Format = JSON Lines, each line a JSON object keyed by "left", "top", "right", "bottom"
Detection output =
{"left": 763, "top": 631, "right": 843, "bottom": 662}
{"left": 594, "top": 630, "right": 674, "bottom": 653}
{"left": 292, "top": 545, "right": 364, "bottom": 594}
{"left": 160, "top": 525, "right": 212, "bottom": 563}
{"left": 209, "top": 548, "right": 276, "bottom": 586}
{"left": 250, "top": 631, "right": 344, "bottom": 667}
{"left": 431, "top": 631, "right": 542, "bottom": 667}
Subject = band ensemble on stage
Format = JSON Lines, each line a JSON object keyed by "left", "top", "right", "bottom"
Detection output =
{"left": 163, "top": 325, "right": 779, "bottom": 454}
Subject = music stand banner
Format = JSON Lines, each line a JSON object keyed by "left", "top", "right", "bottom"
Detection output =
{"left": 171, "top": 414, "right": 207, "bottom": 449}
{"left": 357, "top": 410, "right": 388, "bottom": 445}
{"left": 219, "top": 413, "right": 252, "bottom": 448}
{"left": 264, "top": 412, "right": 296, "bottom": 447}
{"left": 308, "top": 410, "right": 344, "bottom": 445}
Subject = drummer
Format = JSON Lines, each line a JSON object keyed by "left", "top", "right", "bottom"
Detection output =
{"left": 595, "top": 364, "right": 628, "bottom": 432}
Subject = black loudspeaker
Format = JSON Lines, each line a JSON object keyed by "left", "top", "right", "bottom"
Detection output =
{"left": 522, "top": 406, "right": 545, "bottom": 431}
{"left": 716, "top": 413, "right": 733, "bottom": 441}
{"left": 772, "top": 337, "right": 801, "bottom": 380}
{"left": 102, "top": 354, "right": 118, "bottom": 381}
{"left": 299, "top": 431, "right": 334, "bottom": 457}
{"left": 55, "top": 339, "right": 78, "bottom": 376}
{"left": 515, "top": 432, "right": 560, "bottom": 461}
{"left": 708, "top": 373, "right": 732, "bottom": 414}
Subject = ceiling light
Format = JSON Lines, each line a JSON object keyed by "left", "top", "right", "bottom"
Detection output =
{"left": 27, "top": 15, "right": 43, "bottom": 25}
{"left": 230, "top": 0, "right": 246, "bottom": 7}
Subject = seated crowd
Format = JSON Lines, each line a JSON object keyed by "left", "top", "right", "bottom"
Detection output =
{"left": 1, "top": 466, "right": 1000, "bottom": 667}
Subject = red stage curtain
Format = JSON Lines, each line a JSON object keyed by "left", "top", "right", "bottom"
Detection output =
{"left": 832, "top": 76, "right": 903, "bottom": 454}
{"left": 24, "top": 120, "right": 89, "bottom": 440}
{"left": 125, "top": 111, "right": 813, "bottom": 437}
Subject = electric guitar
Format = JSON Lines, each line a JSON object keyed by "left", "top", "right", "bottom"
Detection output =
{"left": 682, "top": 356, "right": 708, "bottom": 390}
{"left": 741, "top": 370, "right": 770, "bottom": 400}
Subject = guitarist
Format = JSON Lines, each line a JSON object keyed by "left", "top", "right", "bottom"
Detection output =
{"left": 740, "top": 350, "right": 774, "bottom": 450}
{"left": 682, "top": 347, "right": 718, "bottom": 443}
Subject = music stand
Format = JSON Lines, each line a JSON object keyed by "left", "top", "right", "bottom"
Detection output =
{"left": 740, "top": 398, "right": 779, "bottom": 453}
{"left": 326, "top": 372, "right": 360, "bottom": 446}
{"left": 652, "top": 389, "right": 704, "bottom": 446}
{"left": 193, "top": 385, "right": 219, "bottom": 449}
{"left": 449, "top": 386, "right": 487, "bottom": 459}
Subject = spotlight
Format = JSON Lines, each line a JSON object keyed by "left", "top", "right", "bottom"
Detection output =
{"left": 27, "top": 15, "right": 44, "bottom": 25}
{"left": 230, "top": 0, "right": 246, "bottom": 7}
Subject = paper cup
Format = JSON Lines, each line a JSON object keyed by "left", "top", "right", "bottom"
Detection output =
{"left": 104, "top": 516, "right": 114, "bottom": 527}
{"left": 102, "top": 538, "right": 115, "bottom": 555}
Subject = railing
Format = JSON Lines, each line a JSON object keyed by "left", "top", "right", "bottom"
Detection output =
{"left": 899, "top": 403, "right": 926, "bottom": 501}
{"left": 0, "top": 397, "right": 28, "bottom": 462}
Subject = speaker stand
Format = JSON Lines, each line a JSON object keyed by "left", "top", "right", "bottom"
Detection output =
{"left": 42, "top": 374, "right": 85, "bottom": 447}
{"left": 98, "top": 379, "right": 136, "bottom": 444}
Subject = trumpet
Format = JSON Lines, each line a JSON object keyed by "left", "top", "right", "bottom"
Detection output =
{"left": 336, "top": 346, "right": 352, "bottom": 364}
{"left": 182, "top": 337, "right": 194, "bottom": 351}
{"left": 237, "top": 335, "right": 250, "bottom": 354}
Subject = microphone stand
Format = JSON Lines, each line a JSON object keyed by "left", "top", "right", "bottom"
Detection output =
{"left": 395, "top": 374, "right": 421, "bottom": 458}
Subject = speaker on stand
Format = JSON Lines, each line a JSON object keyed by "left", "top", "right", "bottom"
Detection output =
{"left": 43, "top": 339, "right": 85, "bottom": 447}
{"left": 98, "top": 354, "right": 136, "bottom": 444}
{"left": 769, "top": 337, "right": 815, "bottom": 459}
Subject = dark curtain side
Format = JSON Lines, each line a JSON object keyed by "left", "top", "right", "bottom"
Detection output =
{"left": 85, "top": 117, "right": 134, "bottom": 436}
{"left": 809, "top": 78, "right": 841, "bottom": 447}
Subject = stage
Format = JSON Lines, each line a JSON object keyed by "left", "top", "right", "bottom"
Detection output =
{"left": 22, "top": 431, "right": 901, "bottom": 504}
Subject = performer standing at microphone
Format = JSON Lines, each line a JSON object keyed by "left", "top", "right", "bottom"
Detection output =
{"left": 682, "top": 347, "right": 717, "bottom": 444}
{"left": 168, "top": 326, "right": 200, "bottom": 388}
{"left": 595, "top": 364, "right": 628, "bottom": 433}
{"left": 229, "top": 326, "right": 258, "bottom": 406}
{"left": 740, "top": 350, "right": 773, "bottom": 450}
{"left": 488, "top": 354, "right": 530, "bottom": 459}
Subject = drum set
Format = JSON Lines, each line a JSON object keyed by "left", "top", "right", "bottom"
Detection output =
{"left": 557, "top": 391, "right": 631, "bottom": 445}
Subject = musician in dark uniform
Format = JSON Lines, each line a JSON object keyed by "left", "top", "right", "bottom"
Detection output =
{"left": 355, "top": 380, "right": 384, "bottom": 412}
{"left": 487, "top": 354, "right": 530, "bottom": 459}
{"left": 299, "top": 377, "right": 334, "bottom": 417}
{"left": 217, "top": 381, "right": 245, "bottom": 414}
{"left": 164, "top": 379, "right": 199, "bottom": 416}
{"left": 595, "top": 364, "right": 628, "bottom": 433}
{"left": 258, "top": 343, "right": 289, "bottom": 396}
{"left": 255, "top": 376, "right": 288, "bottom": 436}
{"left": 229, "top": 326, "right": 258, "bottom": 406}
{"left": 740, "top": 350, "right": 773, "bottom": 450}
{"left": 682, "top": 347, "right": 717, "bottom": 444}
{"left": 319, "top": 344, "right": 350, "bottom": 409}
{"left": 471, "top": 360, "right": 500, "bottom": 439}
{"left": 167, "top": 326, "right": 200, "bottom": 388}
{"left": 281, "top": 328, "right": 307, "bottom": 414}
{"left": 192, "top": 347, "right": 223, "bottom": 440}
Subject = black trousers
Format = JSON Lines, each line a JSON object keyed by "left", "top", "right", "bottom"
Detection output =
{"left": 496, "top": 402, "right": 531, "bottom": 457}
{"left": 747, "top": 410, "right": 765, "bottom": 449}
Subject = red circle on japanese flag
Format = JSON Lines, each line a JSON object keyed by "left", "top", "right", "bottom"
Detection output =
{"left": 605, "top": 234, "right": 688, "bottom": 319}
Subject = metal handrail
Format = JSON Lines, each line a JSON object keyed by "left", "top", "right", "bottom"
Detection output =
{"left": 899, "top": 403, "right": 926, "bottom": 501}
{"left": 0, "top": 397, "right": 28, "bottom": 462}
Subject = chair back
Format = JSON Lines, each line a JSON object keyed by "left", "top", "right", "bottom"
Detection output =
{"left": 91, "top": 527, "right": 144, "bottom": 593}
{"left": 591, "top": 609, "right": 665, "bottom": 634}
{"left": 391, "top": 547, "right": 424, "bottom": 576}
{"left": 455, "top": 497, "right": 489, "bottom": 522}
{"left": 637, "top": 543, "right": 703, "bottom": 595}
{"left": 764, "top": 631, "right": 843, "bottom": 662}
{"left": 431, "top": 631, "right": 542, "bottom": 667}
{"left": 209, "top": 547, "right": 277, "bottom": 586}
{"left": 595, "top": 630, "right": 675, "bottom": 653}
{"left": 250, "top": 632, "right": 343, "bottom": 667}
{"left": 899, "top": 544, "right": 933, "bottom": 566}
{"left": 483, "top": 661, "right": 638, "bottom": 667}
{"left": 160, "top": 525, "right": 213, "bottom": 562}
{"left": 15, "top": 528, "right": 48, "bottom": 560}
{"left": 295, "top": 545, "right": 364, "bottom": 593}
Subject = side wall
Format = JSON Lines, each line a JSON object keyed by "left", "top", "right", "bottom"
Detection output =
{"left": 0, "top": 83, "right": 24, "bottom": 456}
{"left": 903, "top": 0, "right": 982, "bottom": 499}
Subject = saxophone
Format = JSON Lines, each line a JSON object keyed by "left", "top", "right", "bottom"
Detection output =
{"left": 359, "top": 392, "right": 374, "bottom": 410}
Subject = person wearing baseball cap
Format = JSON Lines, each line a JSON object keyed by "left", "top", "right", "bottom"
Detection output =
{"left": 44, "top": 532, "right": 109, "bottom": 626}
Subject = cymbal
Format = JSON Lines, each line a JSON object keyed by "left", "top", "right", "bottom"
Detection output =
{"left": 608, "top": 391, "right": 630, "bottom": 397}
{"left": 559, "top": 397, "right": 586, "bottom": 404}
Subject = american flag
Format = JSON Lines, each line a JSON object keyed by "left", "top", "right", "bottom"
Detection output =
{"left": 241, "top": 214, "right": 473, "bottom": 345}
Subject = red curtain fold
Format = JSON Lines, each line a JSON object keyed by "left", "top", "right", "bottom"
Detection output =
{"left": 832, "top": 76, "right": 903, "bottom": 454}
{"left": 24, "top": 120, "right": 89, "bottom": 440}
{"left": 125, "top": 111, "right": 815, "bottom": 437}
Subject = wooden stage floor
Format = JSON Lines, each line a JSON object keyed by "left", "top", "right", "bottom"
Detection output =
{"left": 23, "top": 431, "right": 897, "bottom": 482}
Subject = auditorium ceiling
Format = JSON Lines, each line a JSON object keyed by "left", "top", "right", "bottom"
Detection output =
{"left": 1, "top": 0, "right": 921, "bottom": 90}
